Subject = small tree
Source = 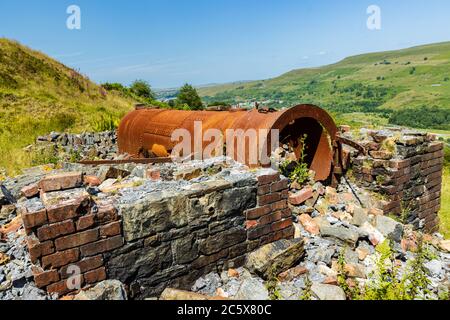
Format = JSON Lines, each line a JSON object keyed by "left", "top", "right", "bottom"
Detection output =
{"left": 130, "top": 80, "right": 155, "bottom": 100}
{"left": 177, "top": 83, "right": 203, "bottom": 110}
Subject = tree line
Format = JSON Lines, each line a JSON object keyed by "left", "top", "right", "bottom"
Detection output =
{"left": 101, "top": 80, "right": 204, "bottom": 110}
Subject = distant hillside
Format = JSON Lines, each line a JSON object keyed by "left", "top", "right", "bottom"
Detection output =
{"left": 199, "top": 42, "right": 450, "bottom": 127}
{"left": 0, "top": 38, "right": 135, "bottom": 175}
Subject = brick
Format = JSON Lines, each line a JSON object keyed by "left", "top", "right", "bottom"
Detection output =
{"left": 271, "top": 218, "right": 293, "bottom": 232}
{"left": 288, "top": 186, "right": 313, "bottom": 205}
{"left": 247, "top": 224, "right": 272, "bottom": 240}
{"left": 60, "top": 255, "right": 104, "bottom": 279}
{"left": 95, "top": 203, "right": 119, "bottom": 224}
{"left": 245, "top": 205, "right": 271, "bottom": 220}
{"left": 83, "top": 175, "right": 101, "bottom": 187}
{"left": 389, "top": 159, "right": 410, "bottom": 169}
{"left": 228, "top": 242, "right": 248, "bottom": 259}
{"left": 76, "top": 214, "right": 96, "bottom": 231}
{"left": 298, "top": 214, "right": 319, "bottom": 235}
{"left": 381, "top": 200, "right": 401, "bottom": 212}
{"left": 431, "top": 149, "right": 444, "bottom": 159}
{"left": 47, "top": 278, "right": 84, "bottom": 296}
{"left": 369, "top": 150, "right": 393, "bottom": 160}
{"left": 32, "top": 266, "right": 60, "bottom": 288}
{"left": 80, "top": 235, "right": 123, "bottom": 257}
{"left": 257, "top": 184, "right": 270, "bottom": 196}
{"left": 271, "top": 200, "right": 287, "bottom": 211}
{"left": 282, "top": 225, "right": 295, "bottom": 239}
{"left": 27, "top": 235, "right": 55, "bottom": 263}
{"left": 428, "top": 158, "right": 443, "bottom": 168}
{"left": 192, "top": 248, "right": 228, "bottom": 269}
{"left": 426, "top": 141, "right": 443, "bottom": 153}
{"left": 37, "top": 220, "right": 75, "bottom": 241}
{"left": 55, "top": 228, "right": 99, "bottom": 251}
{"left": 245, "top": 220, "right": 259, "bottom": 229}
{"left": 257, "top": 173, "right": 280, "bottom": 185}
{"left": 395, "top": 174, "right": 411, "bottom": 185}
{"left": 410, "top": 155, "right": 423, "bottom": 166}
{"left": 21, "top": 208, "right": 47, "bottom": 229}
{"left": 280, "top": 189, "right": 289, "bottom": 200}
{"left": 280, "top": 208, "right": 292, "bottom": 218}
{"left": 100, "top": 221, "right": 121, "bottom": 237}
{"left": 41, "top": 248, "right": 80, "bottom": 269}
{"left": 422, "top": 164, "right": 443, "bottom": 176}
{"left": 259, "top": 211, "right": 282, "bottom": 226}
{"left": 258, "top": 193, "right": 281, "bottom": 206}
{"left": 271, "top": 179, "right": 289, "bottom": 192}
{"left": 146, "top": 168, "right": 161, "bottom": 181}
{"left": 46, "top": 196, "right": 90, "bottom": 223}
{"left": 21, "top": 183, "right": 39, "bottom": 198}
{"left": 83, "top": 267, "right": 106, "bottom": 284}
{"left": 39, "top": 172, "right": 83, "bottom": 192}
{"left": 418, "top": 191, "right": 441, "bottom": 204}
{"left": 369, "top": 208, "right": 384, "bottom": 216}
{"left": 426, "top": 178, "right": 442, "bottom": 190}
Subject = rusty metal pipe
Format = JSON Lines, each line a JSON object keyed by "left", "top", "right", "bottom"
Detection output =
{"left": 118, "top": 104, "right": 339, "bottom": 181}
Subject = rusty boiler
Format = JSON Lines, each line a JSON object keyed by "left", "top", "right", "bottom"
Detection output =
{"left": 117, "top": 104, "right": 341, "bottom": 182}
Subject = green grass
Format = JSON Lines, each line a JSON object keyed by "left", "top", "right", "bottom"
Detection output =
{"left": 0, "top": 38, "right": 135, "bottom": 176}
{"left": 440, "top": 168, "right": 450, "bottom": 239}
{"left": 440, "top": 146, "right": 450, "bottom": 239}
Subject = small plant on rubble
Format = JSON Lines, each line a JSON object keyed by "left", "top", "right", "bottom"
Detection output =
{"left": 280, "top": 134, "right": 310, "bottom": 187}
{"left": 300, "top": 276, "right": 313, "bottom": 300}
{"left": 31, "top": 146, "right": 59, "bottom": 166}
{"left": 337, "top": 247, "right": 360, "bottom": 300}
{"left": 359, "top": 239, "right": 405, "bottom": 300}
{"left": 265, "top": 267, "right": 282, "bottom": 300}
{"left": 357, "top": 238, "right": 431, "bottom": 300}
{"left": 380, "top": 137, "right": 397, "bottom": 154}
{"left": 401, "top": 236, "right": 431, "bottom": 299}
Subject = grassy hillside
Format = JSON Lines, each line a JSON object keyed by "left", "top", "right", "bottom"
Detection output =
{"left": 0, "top": 39, "right": 135, "bottom": 176}
{"left": 199, "top": 42, "right": 450, "bottom": 129}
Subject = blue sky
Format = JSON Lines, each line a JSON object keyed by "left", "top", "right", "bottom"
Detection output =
{"left": 1, "top": 0, "right": 449, "bottom": 88}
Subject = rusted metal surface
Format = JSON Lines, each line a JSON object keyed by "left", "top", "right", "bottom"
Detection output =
{"left": 336, "top": 134, "right": 368, "bottom": 156}
{"left": 117, "top": 104, "right": 339, "bottom": 181}
{"left": 78, "top": 157, "right": 172, "bottom": 165}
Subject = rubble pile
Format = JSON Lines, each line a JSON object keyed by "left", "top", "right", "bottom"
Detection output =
{"left": 33, "top": 131, "right": 118, "bottom": 161}
{"left": 1, "top": 157, "right": 293, "bottom": 300}
{"left": 187, "top": 176, "right": 449, "bottom": 300}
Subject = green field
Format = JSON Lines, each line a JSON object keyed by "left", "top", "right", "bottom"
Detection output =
{"left": 199, "top": 42, "right": 450, "bottom": 130}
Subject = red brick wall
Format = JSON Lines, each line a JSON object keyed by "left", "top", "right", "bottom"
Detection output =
{"left": 353, "top": 140, "right": 444, "bottom": 233}
{"left": 245, "top": 171, "right": 294, "bottom": 249}
{"left": 21, "top": 195, "right": 124, "bottom": 296}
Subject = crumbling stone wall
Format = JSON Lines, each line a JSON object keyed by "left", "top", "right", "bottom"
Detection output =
{"left": 104, "top": 169, "right": 292, "bottom": 299}
{"left": 347, "top": 129, "right": 444, "bottom": 233}
{"left": 35, "top": 131, "right": 118, "bottom": 160}
{"left": 18, "top": 162, "right": 293, "bottom": 299}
